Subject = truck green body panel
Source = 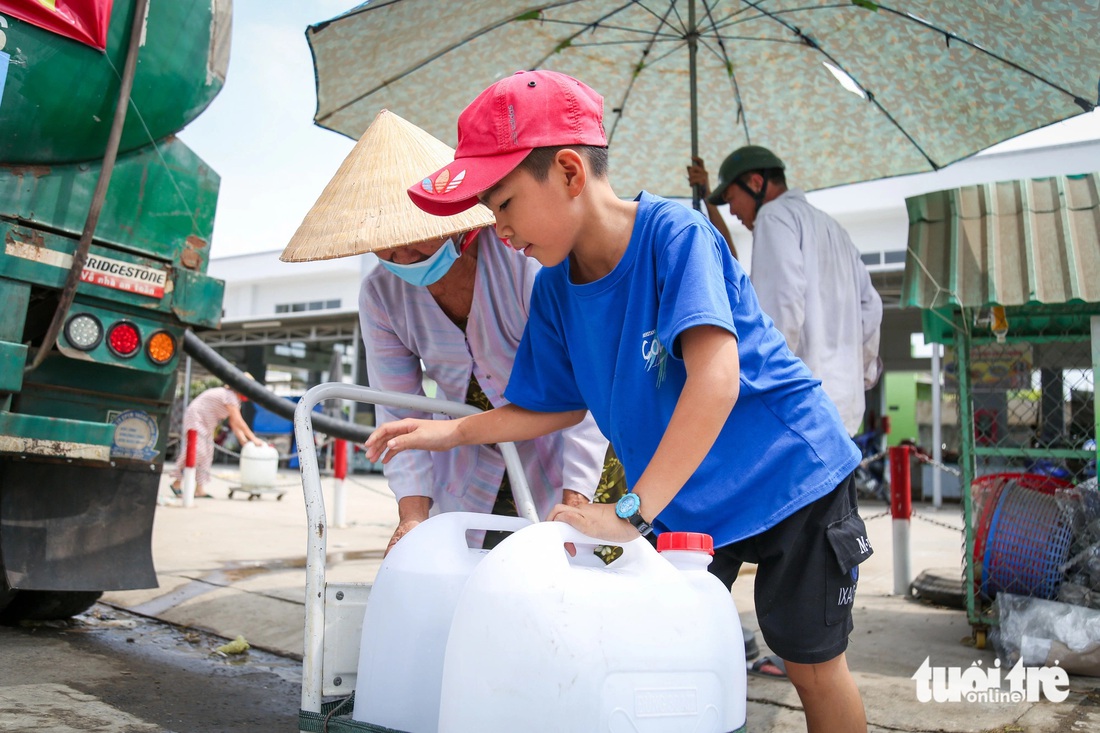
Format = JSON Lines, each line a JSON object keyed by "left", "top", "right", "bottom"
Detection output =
{"left": 0, "top": 278, "right": 30, "bottom": 340}
{"left": 0, "top": 138, "right": 220, "bottom": 272}
{"left": 0, "top": 413, "right": 116, "bottom": 449}
{"left": 0, "top": 341, "right": 27, "bottom": 393}
{"left": 173, "top": 269, "right": 226, "bottom": 329}
{"left": 0, "top": 1, "right": 229, "bottom": 164}
{"left": 0, "top": 222, "right": 224, "bottom": 330}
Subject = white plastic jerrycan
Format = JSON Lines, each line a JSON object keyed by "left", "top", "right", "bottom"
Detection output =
{"left": 352, "top": 511, "right": 532, "bottom": 732}
{"left": 438, "top": 523, "right": 747, "bottom": 733}
{"left": 239, "top": 442, "right": 278, "bottom": 487}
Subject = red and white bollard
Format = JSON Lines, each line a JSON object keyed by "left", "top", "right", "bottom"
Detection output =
{"left": 333, "top": 438, "right": 348, "bottom": 528}
{"left": 889, "top": 444, "right": 912, "bottom": 595}
{"left": 181, "top": 428, "right": 198, "bottom": 508}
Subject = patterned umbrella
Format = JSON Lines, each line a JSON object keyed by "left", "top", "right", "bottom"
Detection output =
{"left": 307, "top": 1, "right": 1099, "bottom": 203}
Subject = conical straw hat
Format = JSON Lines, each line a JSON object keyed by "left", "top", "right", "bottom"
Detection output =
{"left": 280, "top": 109, "right": 495, "bottom": 262}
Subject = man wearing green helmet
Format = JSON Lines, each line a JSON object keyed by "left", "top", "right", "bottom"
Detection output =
{"left": 689, "top": 146, "right": 883, "bottom": 437}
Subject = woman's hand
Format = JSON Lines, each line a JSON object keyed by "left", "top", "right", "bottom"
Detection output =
{"left": 546, "top": 501, "right": 640, "bottom": 543}
{"left": 561, "top": 489, "right": 590, "bottom": 508}
{"left": 385, "top": 519, "right": 422, "bottom": 556}
{"left": 364, "top": 418, "right": 460, "bottom": 463}
{"left": 386, "top": 495, "right": 432, "bottom": 556}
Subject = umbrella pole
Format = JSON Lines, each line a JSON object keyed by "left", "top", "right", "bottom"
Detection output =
{"left": 688, "top": 0, "right": 703, "bottom": 212}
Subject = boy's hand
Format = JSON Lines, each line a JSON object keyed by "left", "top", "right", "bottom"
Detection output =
{"left": 364, "top": 418, "right": 459, "bottom": 463}
{"left": 547, "top": 501, "right": 640, "bottom": 543}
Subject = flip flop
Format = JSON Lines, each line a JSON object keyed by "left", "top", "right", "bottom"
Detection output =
{"left": 747, "top": 655, "right": 787, "bottom": 680}
{"left": 170, "top": 486, "right": 182, "bottom": 497}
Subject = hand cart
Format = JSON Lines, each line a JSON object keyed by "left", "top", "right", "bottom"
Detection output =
{"left": 292, "top": 383, "right": 538, "bottom": 733}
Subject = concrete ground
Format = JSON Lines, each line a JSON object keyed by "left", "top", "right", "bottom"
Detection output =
{"left": 102, "top": 467, "right": 1100, "bottom": 732}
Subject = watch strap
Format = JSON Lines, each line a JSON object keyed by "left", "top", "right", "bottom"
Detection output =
{"left": 625, "top": 510, "right": 653, "bottom": 537}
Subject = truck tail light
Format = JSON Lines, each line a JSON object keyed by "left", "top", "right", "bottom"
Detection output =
{"left": 146, "top": 330, "right": 176, "bottom": 365}
{"left": 64, "top": 313, "right": 103, "bottom": 351}
{"left": 106, "top": 321, "right": 141, "bottom": 358}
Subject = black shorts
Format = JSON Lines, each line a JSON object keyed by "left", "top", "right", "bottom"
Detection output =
{"left": 708, "top": 473, "right": 873, "bottom": 664}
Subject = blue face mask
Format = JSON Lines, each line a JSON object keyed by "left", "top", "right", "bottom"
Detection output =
{"left": 379, "top": 238, "right": 459, "bottom": 287}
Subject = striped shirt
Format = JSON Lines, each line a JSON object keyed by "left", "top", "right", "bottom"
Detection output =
{"left": 183, "top": 387, "right": 239, "bottom": 437}
{"left": 358, "top": 229, "right": 608, "bottom": 520}
{"left": 175, "top": 387, "right": 240, "bottom": 485}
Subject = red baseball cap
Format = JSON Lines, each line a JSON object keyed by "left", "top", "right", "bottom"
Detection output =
{"left": 408, "top": 70, "right": 607, "bottom": 217}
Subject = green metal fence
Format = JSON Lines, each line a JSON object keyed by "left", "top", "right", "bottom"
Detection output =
{"left": 941, "top": 305, "right": 1099, "bottom": 643}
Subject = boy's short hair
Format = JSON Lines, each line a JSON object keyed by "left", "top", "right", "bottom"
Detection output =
{"left": 408, "top": 70, "right": 607, "bottom": 217}
{"left": 519, "top": 145, "right": 610, "bottom": 181}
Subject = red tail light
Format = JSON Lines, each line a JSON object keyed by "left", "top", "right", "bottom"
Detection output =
{"left": 106, "top": 321, "right": 141, "bottom": 358}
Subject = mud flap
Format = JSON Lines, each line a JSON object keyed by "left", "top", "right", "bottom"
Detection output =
{"left": 0, "top": 459, "right": 158, "bottom": 591}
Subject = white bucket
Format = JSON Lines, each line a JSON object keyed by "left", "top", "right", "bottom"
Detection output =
{"left": 352, "top": 511, "right": 532, "bottom": 732}
{"left": 239, "top": 442, "right": 278, "bottom": 487}
{"left": 438, "top": 523, "right": 747, "bottom": 733}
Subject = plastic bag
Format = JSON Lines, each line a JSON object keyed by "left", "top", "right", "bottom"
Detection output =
{"left": 996, "top": 592, "right": 1100, "bottom": 677}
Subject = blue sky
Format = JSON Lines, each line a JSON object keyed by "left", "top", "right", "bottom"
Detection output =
{"left": 179, "top": 1, "right": 356, "bottom": 259}
{"left": 180, "top": 2, "right": 1100, "bottom": 259}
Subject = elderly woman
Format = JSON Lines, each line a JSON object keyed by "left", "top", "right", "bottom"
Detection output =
{"left": 282, "top": 110, "right": 623, "bottom": 554}
{"left": 170, "top": 382, "right": 264, "bottom": 499}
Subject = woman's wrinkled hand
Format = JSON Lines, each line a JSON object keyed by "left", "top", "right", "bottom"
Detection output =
{"left": 561, "top": 489, "right": 590, "bottom": 508}
{"left": 385, "top": 519, "right": 421, "bottom": 557}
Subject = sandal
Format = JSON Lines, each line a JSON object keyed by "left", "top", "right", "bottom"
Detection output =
{"left": 170, "top": 485, "right": 182, "bottom": 497}
{"left": 747, "top": 655, "right": 788, "bottom": 680}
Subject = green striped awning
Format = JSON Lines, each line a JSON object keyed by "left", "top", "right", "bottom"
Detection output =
{"left": 901, "top": 173, "right": 1100, "bottom": 310}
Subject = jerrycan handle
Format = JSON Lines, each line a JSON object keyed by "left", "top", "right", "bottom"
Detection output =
{"left": 532, "top": 520, "right": 668, "bottom": 573}
{"left": 389, "top": 511, "right": 533, "bottom": 559}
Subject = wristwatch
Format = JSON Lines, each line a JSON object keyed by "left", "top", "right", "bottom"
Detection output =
{"left": 615, "top": 492, "right": 653, "bottom": 536}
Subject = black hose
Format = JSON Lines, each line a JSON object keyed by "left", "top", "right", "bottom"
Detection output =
{"left": 182, "top": 330, "right": 373, "bottom": 444}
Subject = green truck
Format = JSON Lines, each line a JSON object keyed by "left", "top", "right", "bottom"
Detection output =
{"left": 0, "top": 0, "right": 230, "bottom": 621}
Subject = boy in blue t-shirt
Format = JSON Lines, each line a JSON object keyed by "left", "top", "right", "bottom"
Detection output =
{"left": 366, "top": 70, "right": 871, "bottom": 732}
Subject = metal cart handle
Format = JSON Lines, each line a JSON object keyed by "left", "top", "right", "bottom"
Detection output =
{"left": 293, "top": 382, "right": 537, "bottom": 716}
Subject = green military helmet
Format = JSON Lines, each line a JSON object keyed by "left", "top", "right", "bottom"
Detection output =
{"left": 707, "top": 146, "right": 785, "bottom": 206}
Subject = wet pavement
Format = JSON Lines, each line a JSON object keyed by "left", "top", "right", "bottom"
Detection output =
{"left": 0, "top": 605, "right": 301, "bottom": 732}
{"left": 80, "top": 468, "right": 1100, "bottom": 731}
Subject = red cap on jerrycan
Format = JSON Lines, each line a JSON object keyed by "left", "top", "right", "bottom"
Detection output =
{"left": 657, "top": 532, "right": 715, "bottom": 555}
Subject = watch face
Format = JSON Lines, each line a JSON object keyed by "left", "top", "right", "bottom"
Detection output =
{"left": 615, "top": 492, "right": 640, "bottom": 518}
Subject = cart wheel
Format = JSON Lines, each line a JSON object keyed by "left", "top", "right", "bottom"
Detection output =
{"left": 974, "top": 628, "right": 987, "bottom": 649}
{"left": 277, "top": 493, "right": 285, "bottom": 501}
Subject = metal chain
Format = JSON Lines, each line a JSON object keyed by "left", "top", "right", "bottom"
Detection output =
{"left": 210, "top": 437, "right": 333, "bottom": 462}
{"left": 344, "top": 474, "right": 397, "bottom": 498}
{"left": 914, "top": 452, "right": 962, "bottom": 477}
{"left": 911, "top": 511, "right": 964, "bottom": 532}
{"left": 859, "top": 450, "right": 887, "bottom": 468}
{"left": 862, "top": 507, "right": 963, "bottom": 531}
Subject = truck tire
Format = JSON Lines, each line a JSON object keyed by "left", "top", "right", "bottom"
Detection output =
{"left": 0, "top": 589, "right": 103, "bottom": 624}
